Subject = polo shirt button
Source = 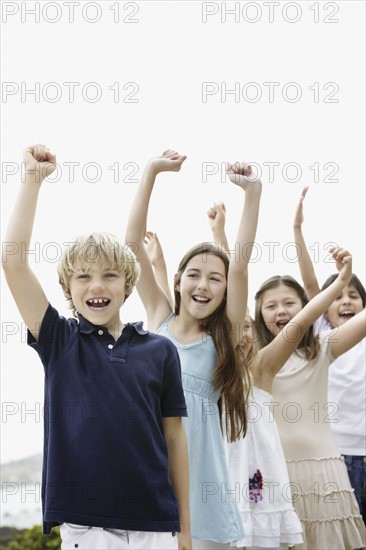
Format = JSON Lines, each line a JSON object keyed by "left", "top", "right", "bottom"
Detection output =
{"left": 98, "top": 330, "right": 103, "bottom": 335}
{"left": 108, "top": 344, "right": 113, "bottom": 349}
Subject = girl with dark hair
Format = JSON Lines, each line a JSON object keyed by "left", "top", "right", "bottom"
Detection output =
{"left": 293, "top": 186, "right": 366, "bottom": 527}
{"left": 126, "top": 150, "right": 262, "bottom": 548}
{"left": 209, "top": 204, "right": 364, "bottom": 550}
{"left": 254, "top": 258, "right": 366, "bottom": 549}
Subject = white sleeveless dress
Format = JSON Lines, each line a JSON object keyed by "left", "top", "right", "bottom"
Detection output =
{"left": 228, "top": 386, "right": 303, "bottom": 548}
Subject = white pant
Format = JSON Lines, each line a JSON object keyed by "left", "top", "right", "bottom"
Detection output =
{"left": 60, "top": 523, "right": 178, "bottom": 550}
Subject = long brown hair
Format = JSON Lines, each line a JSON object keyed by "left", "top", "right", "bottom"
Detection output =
{"left": 254, "top": 275, "right": 320, "bottom": 361}
{"left": 174, "top": 242, "right": 248, "bottom": 442}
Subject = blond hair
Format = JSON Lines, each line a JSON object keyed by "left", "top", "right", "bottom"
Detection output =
{"left": 57, "top": 232, "right": 140, "bottom": 316}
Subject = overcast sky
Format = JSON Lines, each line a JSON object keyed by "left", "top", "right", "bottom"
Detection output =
{"left": 1, "top": 1, "right": 365, "bottom": 465}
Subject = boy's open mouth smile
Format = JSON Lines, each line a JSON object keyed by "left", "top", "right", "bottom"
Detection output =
{"left": 86, "top": 298, "right": 111, "bottom": 310}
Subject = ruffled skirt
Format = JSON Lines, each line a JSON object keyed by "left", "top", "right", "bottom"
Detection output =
{"left": 286, "top": 456, "right": 366, "bottom": 549}
{"left": 232, "top": 501, "right": 303, "bottom": 548}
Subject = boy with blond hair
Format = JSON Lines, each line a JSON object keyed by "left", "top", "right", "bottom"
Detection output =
{"left": 2, "top": 144, "right": 191, "bottom": 550}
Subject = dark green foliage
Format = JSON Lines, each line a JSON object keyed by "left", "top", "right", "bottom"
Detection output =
{"left": 0, "top": 525, "right": 61, "bottom": 550}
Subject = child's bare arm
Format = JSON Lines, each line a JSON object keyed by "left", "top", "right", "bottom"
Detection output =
{"left": 225, "top": 162, "right": 262, "bottom": 346}
{"left": 330, "top": 308, "right": 366, "bottom": 359}
{"left": 293, "top": 186, "right": 321, "bottom": 298}
{"left": 163, "top": 417, "right": 191, "bottom": 550}
{"left": 125, "top": 150, "right": 186, "bottom": 330}
{"left": 2, "top": 145, "right": 57, "bottom": 340}
{"left": 207, "top": 202, "right": 230, "bottom": 254}
{"left": 145, "top": 231, "right": 174, "bottom": 309}
{"left": 255, "top": 247, "right": 353, "bottom": 392}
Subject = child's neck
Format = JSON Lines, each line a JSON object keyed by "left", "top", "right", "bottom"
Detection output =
{"left": 170, "top": 314, "right": 205, "bottom": 344}
{"left": 106, "top": 320, "right": 124, "bottom": 341}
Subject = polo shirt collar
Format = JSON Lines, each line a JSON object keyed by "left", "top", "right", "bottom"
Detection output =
{"left": 77, "top": 315, "right": 149, "bottom": 336}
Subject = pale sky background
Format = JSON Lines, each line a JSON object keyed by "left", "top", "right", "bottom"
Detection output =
{"left": 1, "top": 1, "right": 365, "bottom": 467}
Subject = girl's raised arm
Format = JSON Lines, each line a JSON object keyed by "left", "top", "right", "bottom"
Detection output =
{"left": 125, "top": 150, "right": 186, "bottom": 330}
{"left": 256, "top": 248, "right": 353, "bottom": 391}
{"left": 207, "top": 202, "right": 230, "bottom": 254}
{"left": 329, "top": 308, "right": 366, "bottom": 359}
{"left": 145, "top": 231, "right": 174, "bottom": 310}
{"left": 225, "top": 163, "right": 262, "bottom": 346}
{"left": 293, "top": 186, "right": 321, "bottom": 299}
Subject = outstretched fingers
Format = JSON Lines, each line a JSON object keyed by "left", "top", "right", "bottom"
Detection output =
{"left": 299, "top": 185, "right": 309, "bottom": 202}
{"left": 294, "top": 185, "right": 309, "bottom": 226}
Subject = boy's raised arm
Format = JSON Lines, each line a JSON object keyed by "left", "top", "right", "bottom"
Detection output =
{"left": 293, "top": 186, "right": 321, "bottom": 299}
{"left": 225, "top": 163, "right": 262, "bottom": 346}
{"left": 125, "top": 150, "right": 186, "bottom": 330}
{"left": 2, "top": 145, "right": 57, "bottom": 340}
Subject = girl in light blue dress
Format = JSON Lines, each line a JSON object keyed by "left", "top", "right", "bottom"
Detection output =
{"left": 126, "top": 150, "right": 262, "bottom": 548}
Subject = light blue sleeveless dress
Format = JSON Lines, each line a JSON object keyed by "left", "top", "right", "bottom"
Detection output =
{"left": 157, "top": 314, "right": 245, "bottom": 544}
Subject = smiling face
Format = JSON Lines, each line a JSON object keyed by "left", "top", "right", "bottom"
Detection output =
{"left": 260, "top": 284, "right": 303, "bottom": 337}
{"left": 176, "top": 253, "right": 227, "bottom": 321}
{"left": 58, "top": 232, "right": 140, "bottom": 324}
{"left": 67, "top": 263, "right": 129, "bottom": 334}
{"left": 325, "top": 284, "right": 364, "bottom": 328}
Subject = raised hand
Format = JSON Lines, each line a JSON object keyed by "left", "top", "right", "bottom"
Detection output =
{"left": 226, "top": 162, "right": 262, "bottom": 191}
{"left": 149, "top": 149, "right": 187, "bottom": 175}
{"left": 207, "top": 201, "right": 226, "bottom": 233}
{"left": 145, "top": 231, "right": 164, "bottom": 267}
{"left": 23, "top": 144, "right": 57, "bottom": 181}
{"left": 293, "top": 186, "right": 309, "bottom": 228}
{"left": 329, "top": 246, "right": 352, "bottom": 284}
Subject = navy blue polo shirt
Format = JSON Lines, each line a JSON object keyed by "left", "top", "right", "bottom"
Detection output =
{"left": 27, "top": 303, "right": 187, "bottom": 535}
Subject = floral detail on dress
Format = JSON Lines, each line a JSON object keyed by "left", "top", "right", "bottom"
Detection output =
{"left": 249, "top": 469, "right": 263, "bottom": 504}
